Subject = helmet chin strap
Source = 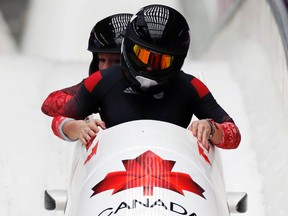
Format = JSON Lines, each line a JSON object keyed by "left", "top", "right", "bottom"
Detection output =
{"left": 135, "top": 76, "right": 158, "bottom": 91}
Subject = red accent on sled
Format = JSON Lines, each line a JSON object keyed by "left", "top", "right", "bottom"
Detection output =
{"left": 84, "top": 141, "right": 99, "bottom": 164}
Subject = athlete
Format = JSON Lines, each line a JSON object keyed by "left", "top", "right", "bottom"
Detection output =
{"left": 41, "top": 13, "right": 132, "bottom": 140}
{"left": 60, "top": 4, "right": 241, "bottom": 149}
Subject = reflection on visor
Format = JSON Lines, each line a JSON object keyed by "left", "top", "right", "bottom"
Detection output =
{"left": 132, "top": 44, "right": 174, "bottom": 70}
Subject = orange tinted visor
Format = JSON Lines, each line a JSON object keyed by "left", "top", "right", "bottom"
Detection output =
{"left": 132, "top": 44, "right": 174, "bottom": 70}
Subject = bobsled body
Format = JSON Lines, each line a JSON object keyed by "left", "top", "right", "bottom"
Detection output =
{"left": 63, "top": 120, "right": 231, "bottom": 216}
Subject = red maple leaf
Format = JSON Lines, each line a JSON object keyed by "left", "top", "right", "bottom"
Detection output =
{"left": 91, "top": 150, "right": 205, "bottom": 198}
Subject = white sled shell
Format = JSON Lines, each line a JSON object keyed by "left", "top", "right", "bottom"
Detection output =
{"left": 45, "top": 120, "right": 247, "bottom": 216}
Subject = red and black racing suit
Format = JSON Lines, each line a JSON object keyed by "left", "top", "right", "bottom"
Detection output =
{"left": 41, "top": 81, "right": 85, "bottom": 140}
{"left": 41, "top": 82, "right": 83, "bottom": 117}
{"left": 61, "top": 64, "right": 241, "bottom": 149}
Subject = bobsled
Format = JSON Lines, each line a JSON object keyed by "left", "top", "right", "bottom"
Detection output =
{"left": 44, "top": 120, "right": 247, "bottom": 216}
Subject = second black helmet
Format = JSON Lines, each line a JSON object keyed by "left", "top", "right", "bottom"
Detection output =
{"left": 88, "top": 13, "right": 132, "bottom": 75}
{"left": 88, "top": 13, "right": 132, "bottom": 54}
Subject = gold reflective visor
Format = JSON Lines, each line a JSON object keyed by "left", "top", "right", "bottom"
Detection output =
{"left": 132, "top": 44, "right": 174, "bottom": 70}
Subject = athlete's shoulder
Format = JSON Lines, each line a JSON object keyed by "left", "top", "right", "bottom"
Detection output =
{"left": 178, "top": 70, "right": 196, "bottom": 81}
{"left": 84, "top": 64, "right": 122, "bottom": 93}
{"left": 178, "top": 70, "right": 210, "bottom": 99}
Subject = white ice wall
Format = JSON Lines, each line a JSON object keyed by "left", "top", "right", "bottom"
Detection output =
{"left": 21, "top": 0, "right": 182, "bottom": 61}
{"left": 0, "top": 11, "right": 16, "bottom": 54}
{"left": 200, "top": 0, "right": 288, "bottom": 215}
{"left": 181, "top": 0, "right": 243, "bottom": 57}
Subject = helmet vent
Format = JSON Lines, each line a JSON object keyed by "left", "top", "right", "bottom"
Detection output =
{"left": 111, "top": 14, "right": 131, "bottom": 42}
{"left": 88, "top": 13, "right": 132, "bottom": 53}
{"left": 144, "top": 5, "right": 169, "bottom": 40}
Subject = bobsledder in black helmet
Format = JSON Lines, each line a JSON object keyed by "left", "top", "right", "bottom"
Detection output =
{"left": 88, "top": 13, "right": 132, "bottom": 75}
{"left": 121, "top": 4, "right": 190, "bottom": 94}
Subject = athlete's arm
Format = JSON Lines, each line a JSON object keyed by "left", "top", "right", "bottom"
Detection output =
{"left": 188, "top": 77, "right": 241, "bottom": 149}
{"left": 189, "top": 119, "right": 241, "bottom": 149}
{"left": 41, "top": 91, "right": 73, "bottom": 117}
{"left": 41, "top": 82, "right": 82, "bottom": 117}
{"left": 51, "top": 116, "right": 77, "bottom": 141}
{"left": 62, "top": 71, "right": 103, "bottom": 120}
{"left": 62, "top": 118, "right": 106, "bottom": 146}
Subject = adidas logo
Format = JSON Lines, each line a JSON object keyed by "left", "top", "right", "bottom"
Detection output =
{"left": 124, "top": 87, "right": 138, "bottom": 94}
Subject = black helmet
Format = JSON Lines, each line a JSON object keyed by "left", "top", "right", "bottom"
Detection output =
{"left": 88, "top": 13, "right": 132, "bottom": 75}
{"left": 121, "top": 4, "right": 190, "bottom": 94}
{"left": 88, "top": 13, "right": 132, "bottom": 53}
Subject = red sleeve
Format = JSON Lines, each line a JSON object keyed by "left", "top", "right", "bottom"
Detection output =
{"left": 51, "top": 116, "right": 67, "bottom": 140}
{"left": 51, "top": 116, "right": 75, "bottom": 141}
{"left": 41, "top": 82, "right": 83, "bottom": 117}
{"left": 41, "top": 90, "right": 73, "bottom": 117}
{"left": 216, "top": 122, "right": 241, "bottom": 149}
